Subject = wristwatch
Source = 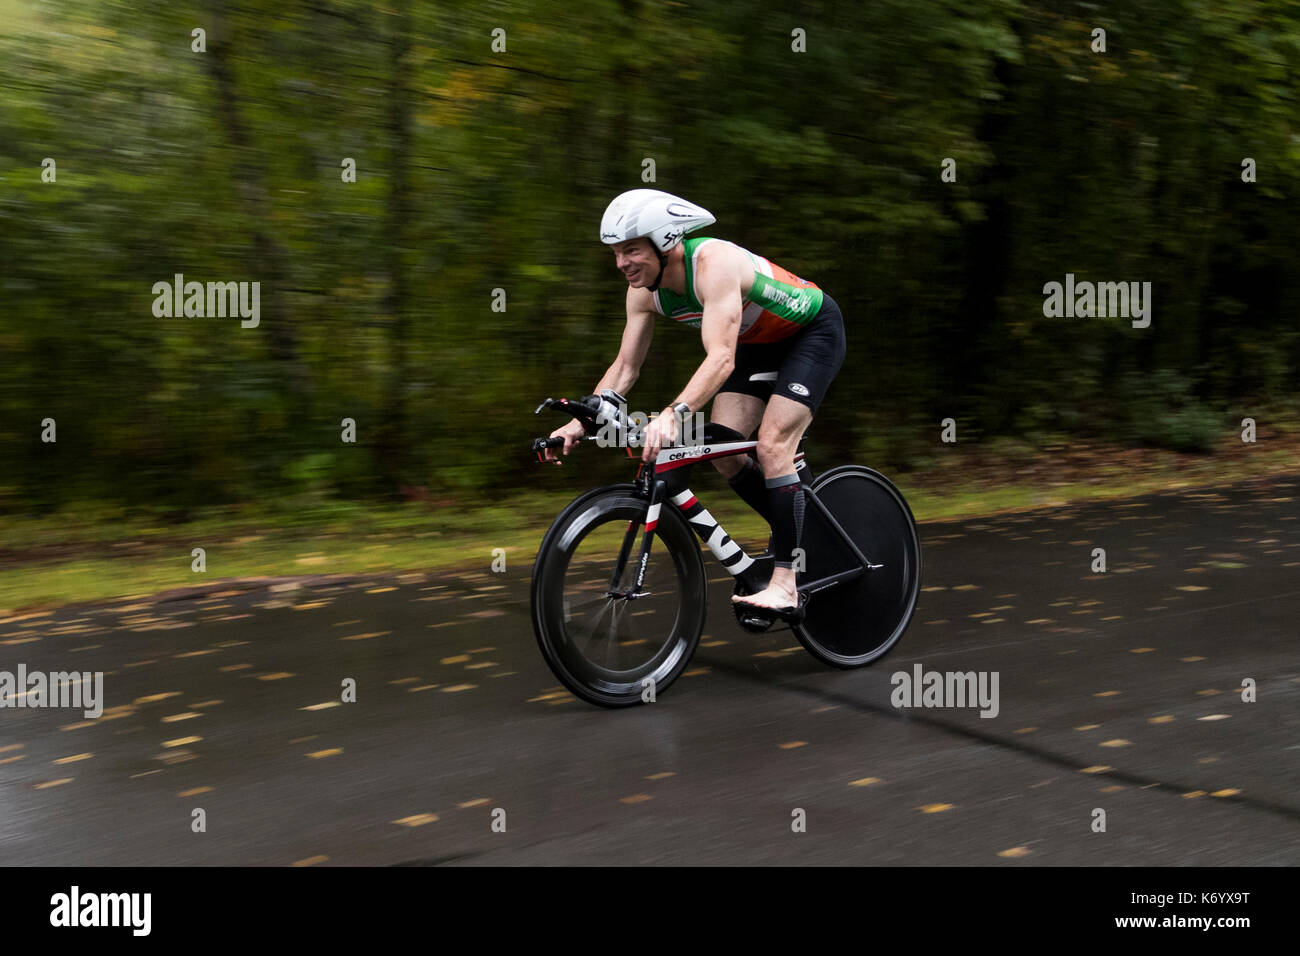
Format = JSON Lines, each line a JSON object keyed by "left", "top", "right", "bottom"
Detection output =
{"left": 671, "top": 401, "right": 691, "bottom": 417}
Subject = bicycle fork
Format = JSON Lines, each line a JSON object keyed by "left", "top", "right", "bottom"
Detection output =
{"left": 607, "top": 479, "right": 671, "bottom": 599}
{"left": 607, "top": 474, "right": 762, "bottom": 598}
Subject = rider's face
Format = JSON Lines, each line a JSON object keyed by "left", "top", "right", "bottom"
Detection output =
{"left": 611, "top": 238, "right": 658, "bottom": 288}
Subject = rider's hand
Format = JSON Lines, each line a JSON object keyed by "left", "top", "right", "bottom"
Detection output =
{"left": 545, "top": 419, "right": 587, "bottom": 463}
{"left": 641, "top": 406, "right": 680, "bottom": 462}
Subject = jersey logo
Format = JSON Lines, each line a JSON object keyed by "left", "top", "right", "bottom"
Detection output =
{"left": 788, "top": 383, "right": 810, "bottom": 397}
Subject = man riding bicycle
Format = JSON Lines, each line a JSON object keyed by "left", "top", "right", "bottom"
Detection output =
{"left": 545, "top": 188, "right": 847, "bottom": 616}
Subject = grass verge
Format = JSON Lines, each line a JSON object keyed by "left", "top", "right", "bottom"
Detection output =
{"left": 2, "top": 428, "right": 1297, "bottom": 614}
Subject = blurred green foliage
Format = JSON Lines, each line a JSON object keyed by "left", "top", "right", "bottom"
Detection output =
{"left": 1, "top": 0, "right": 1298, "bottom": 512}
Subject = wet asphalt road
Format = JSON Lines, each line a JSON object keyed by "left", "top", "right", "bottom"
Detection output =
{"left": 1, "top": 475, "right": 1298, "bottom": 865}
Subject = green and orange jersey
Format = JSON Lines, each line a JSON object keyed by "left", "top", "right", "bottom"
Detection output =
{"left": 650, "top": 237, "right": 824, "bottom": 344}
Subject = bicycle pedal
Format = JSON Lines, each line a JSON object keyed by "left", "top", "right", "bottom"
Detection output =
{"left": 755, "top": 592, "right": 809, "bottom": 625}
{"left": 771, "top": 593, "right": 809, "bottom": 625}
{"left": 732, "top": 599, "right": 775, "bottom": 633}
{"left": 732, "top": 592, "right": 807, "bottom": 627}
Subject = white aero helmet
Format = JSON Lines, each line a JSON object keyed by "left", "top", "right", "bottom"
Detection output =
{"left": 600, "top": 189, "right": 715, "bottom": 253}
{"left": 600, "top": 189, "right": 715, "bottom": 291}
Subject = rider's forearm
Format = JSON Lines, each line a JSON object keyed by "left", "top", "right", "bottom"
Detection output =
{"left": 671, "top": 351, "right": 734, "bottom": 413}
{"left": 593, "top": 362, "right": 638, "bottom": 402}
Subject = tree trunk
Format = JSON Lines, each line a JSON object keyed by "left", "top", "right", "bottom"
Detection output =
{"left": 381, "top": 1, "right": 414, "bottom": 493}
{"left": 203, "top": 1, "right": 311, "bottom": 409}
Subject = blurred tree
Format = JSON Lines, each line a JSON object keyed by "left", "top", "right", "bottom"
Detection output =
{"left": 1, "top": 0, "right": 1297, "bottom": 512}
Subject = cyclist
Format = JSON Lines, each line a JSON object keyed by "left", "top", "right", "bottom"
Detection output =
{"left": 546, "top": 188, "right": 846, "bottom": 615}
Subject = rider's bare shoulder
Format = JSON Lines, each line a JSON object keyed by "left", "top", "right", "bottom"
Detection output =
{"left": 626, "top": 282, "right": 657, "bottom": 315}
{"left": 695, "top": 240, "right": 752, "bottom": 299}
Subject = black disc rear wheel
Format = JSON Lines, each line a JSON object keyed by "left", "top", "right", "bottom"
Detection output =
{"left": 794, "top": 466, "right": 921, "bottom": 667}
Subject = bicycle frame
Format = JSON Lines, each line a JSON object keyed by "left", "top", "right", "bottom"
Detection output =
{"left": 615, "top": 435, "right": 879, "bottom": 602}
{"left": 532, "top": 394, "right": 881, "bottom": 605}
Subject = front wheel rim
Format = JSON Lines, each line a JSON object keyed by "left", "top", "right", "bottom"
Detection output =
{"left": 538, "top": 498, "right": 703, "bottom": 701}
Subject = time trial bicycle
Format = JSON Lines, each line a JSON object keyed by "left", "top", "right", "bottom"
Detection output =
{"left": 529, "top": 390, "right": 921, "bottom": 707}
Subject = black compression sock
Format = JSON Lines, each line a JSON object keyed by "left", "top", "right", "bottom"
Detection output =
{"left": 796, "top": 457, "right": 815, "bottom": 487}
{"left": 728, "top": 458, "right": 772, "bottom": 521}
{"left": 766, "top": 472, "right": 805, "bottom": 569}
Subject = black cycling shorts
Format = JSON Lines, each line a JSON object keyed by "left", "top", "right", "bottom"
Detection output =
{"left": 718, "top": 292, "right": 846, "bottom": 414}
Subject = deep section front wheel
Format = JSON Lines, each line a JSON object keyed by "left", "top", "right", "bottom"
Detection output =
{"left": 794, "top": 466, "right": 921, "bottom": 667}
{"left": 531, "top": 485, "right": 706, "bottom": 707}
